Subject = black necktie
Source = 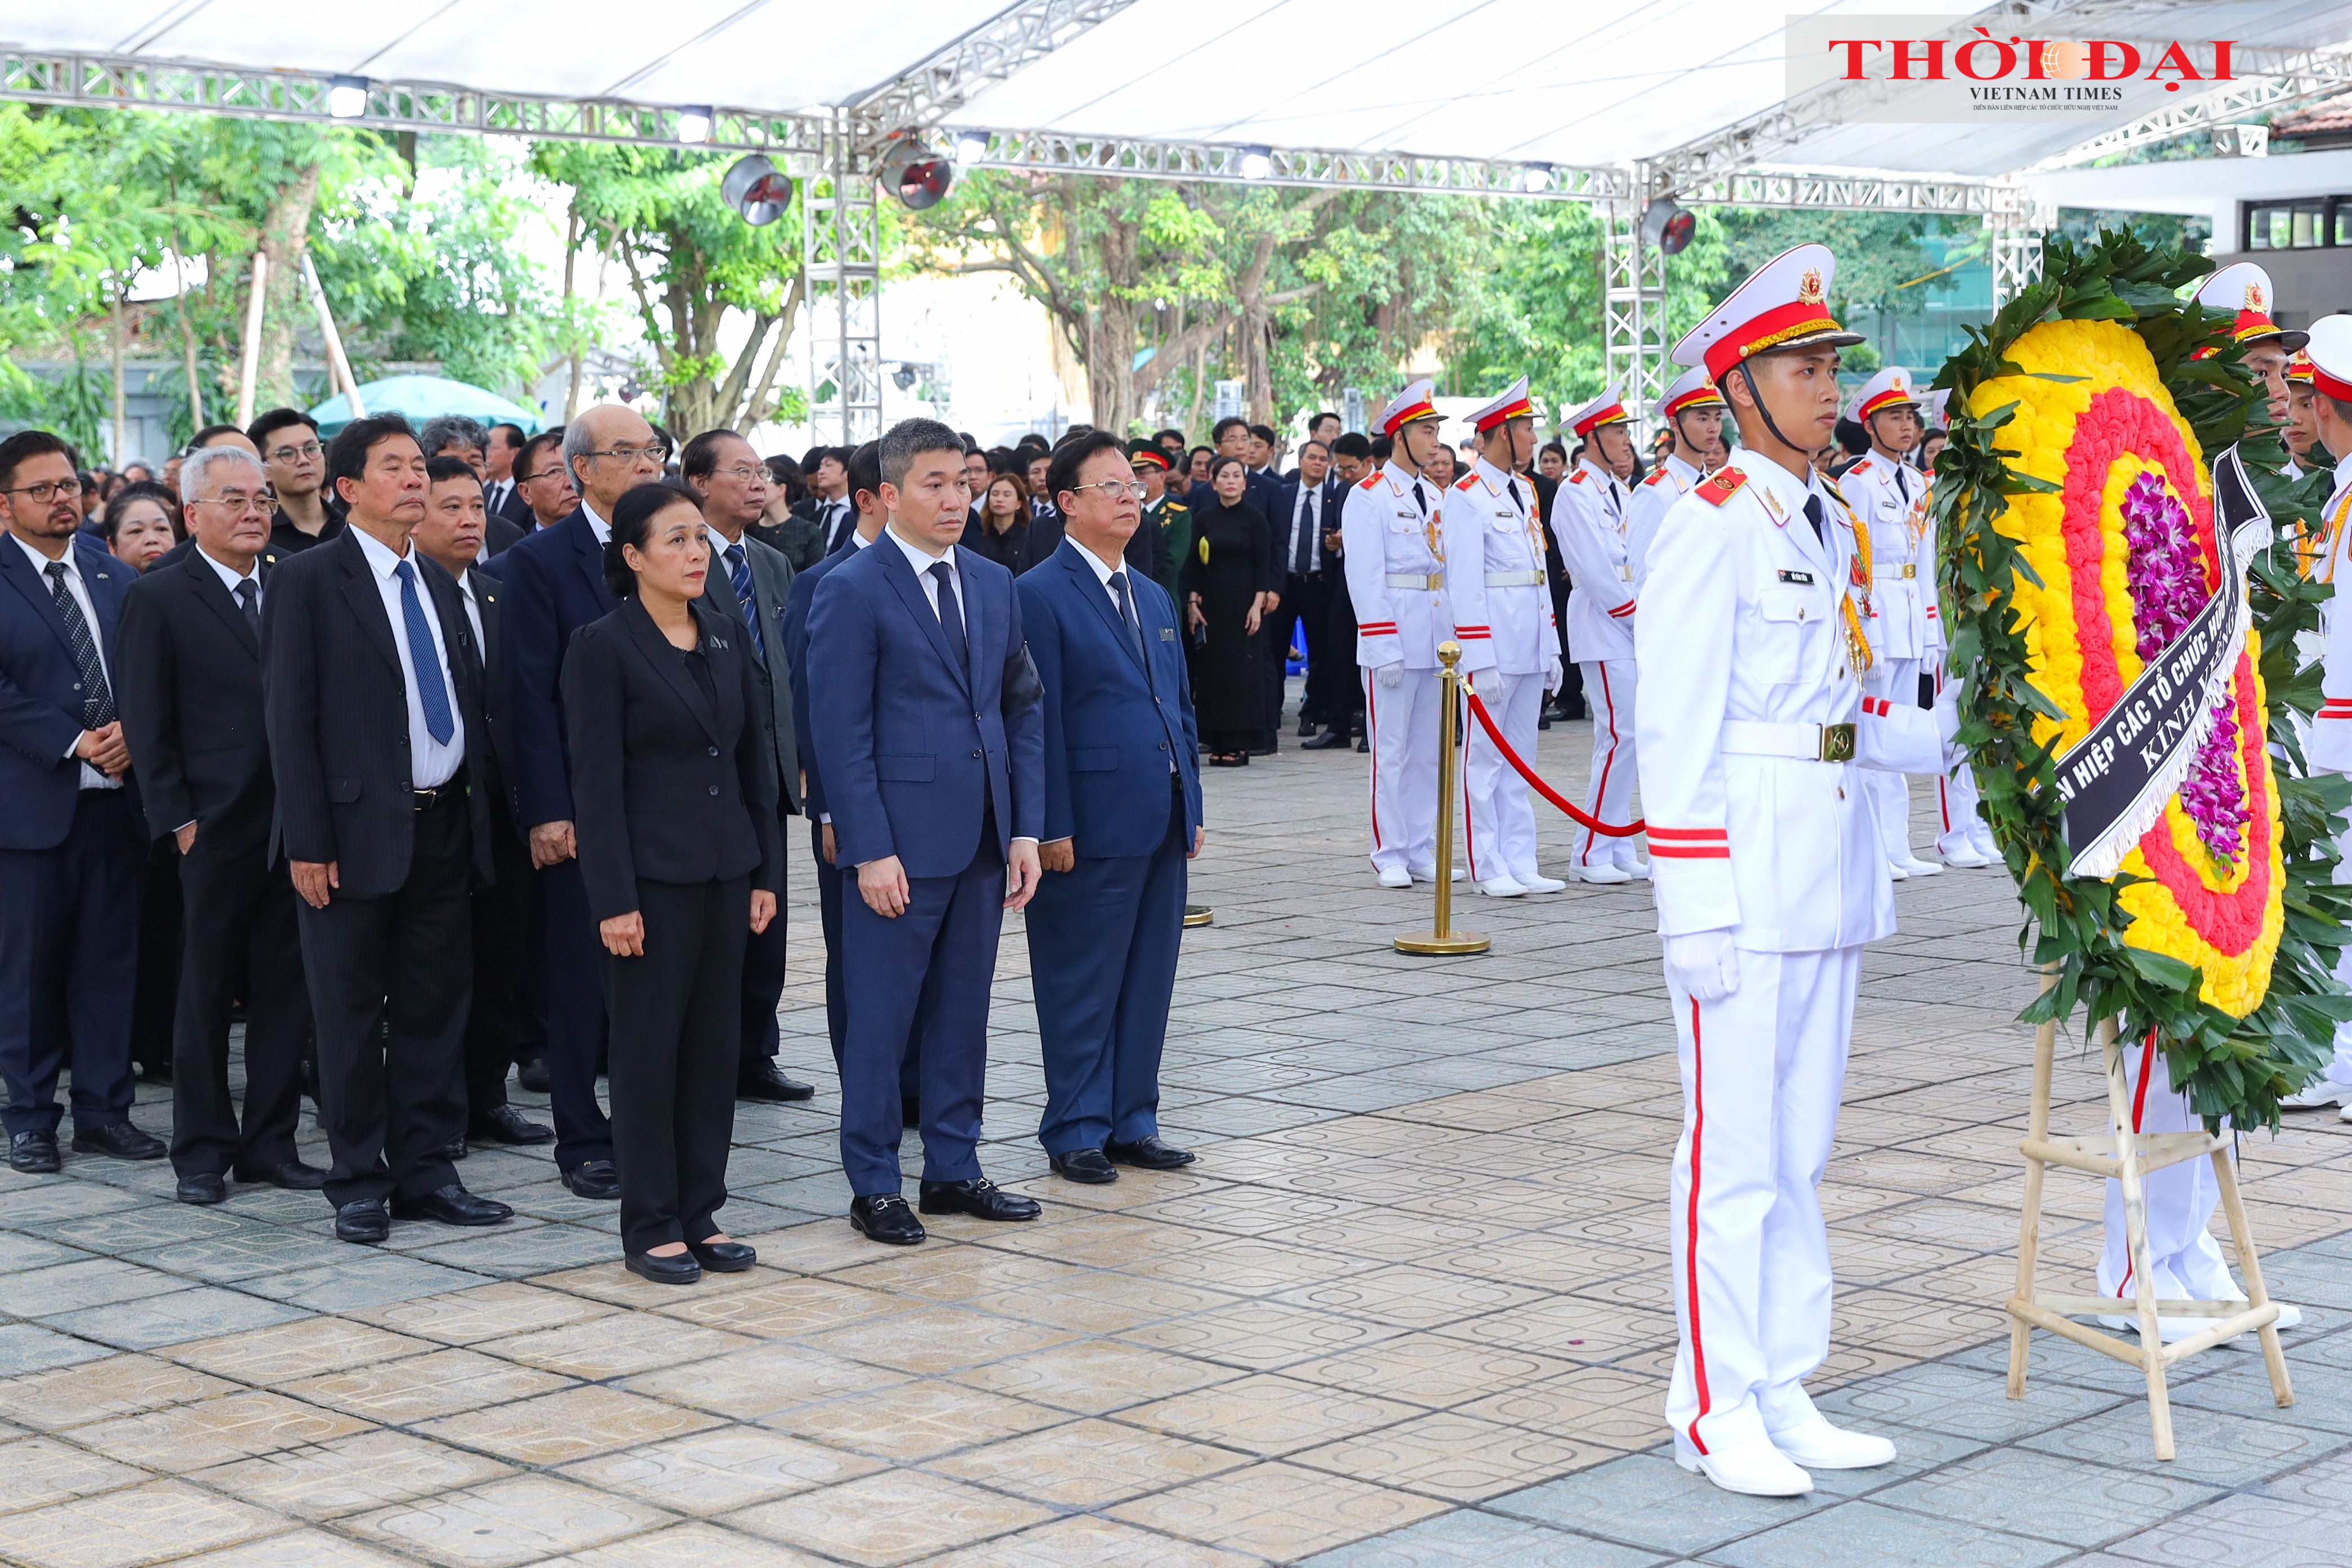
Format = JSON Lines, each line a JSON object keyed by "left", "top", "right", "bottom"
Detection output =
{"left": 1110, "top": 569, "right": 1150, "bottom": 672}
{"left": 928, "top": 560, "right": 968, "bottom": 673}
{"left": 234, "top": 578, "right": 261, "bottom": 639}
{"left": 1804, "top": 495, "right": 1827, "bottom": 545}
{"left": 44, "top": 561, "right": 115, "bottom": 728}
{"left": 1894, "top": 465, "right": 1910, "bottom": 503}
{"left": 1411, "top": 478, "right": 1428, "bottom": 515}
{"left": 1508, "top": 478, "right": 1526, "bottom": 515}
{"left": 1293, "top": 488, "right": 1316, "bottom": 574}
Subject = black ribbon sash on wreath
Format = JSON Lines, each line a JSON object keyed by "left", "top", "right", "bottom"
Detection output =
{"left": 2051, "top": 444, "right": 2271, "bottom": 880}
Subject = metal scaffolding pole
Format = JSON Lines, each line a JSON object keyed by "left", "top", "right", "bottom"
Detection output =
{"left": 1989, "top": 202, "right": 2048, "bottom": 309}
{"left": 803, "top": 114, "right": 883, "bottom": 446}
{"left": 1601, "top": 197, "right": 1669, "bottom": 440}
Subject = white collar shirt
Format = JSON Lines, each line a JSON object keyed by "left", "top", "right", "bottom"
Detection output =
{"left": 1066, "top": 535, "right": 1125, "bottom": 611}
{"left": 578, "top": 500, "right": 612, "bottom": 547}
{"left": 350, "top": 525, "right": 467, "bottom": 790}
{"left": 889, "top": 529, "right": 965, "bottom": 626}
{"left": 455, "top": 566, "right": 485, "bottom": 653}
{"left": 195, "top": 543, "right": 261, "bottom": 605}
{"left": 12, "top": 534, "right": 119, "bottom": 790}
{"left": 1288, "top": 479, "right": 1326, "bottom": 572}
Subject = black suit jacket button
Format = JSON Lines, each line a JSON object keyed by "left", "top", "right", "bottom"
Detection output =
{"left": 707, "top": 785, "right": 720, "bottom": 797}
{"left": 709, "top": 746, "right": 720, "bottom": 757}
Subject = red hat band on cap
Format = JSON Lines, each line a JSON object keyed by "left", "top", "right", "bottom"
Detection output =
{"left": 1702, "top": 297, "right": 1847, "bottom": 382}
{"left": 1571, "top": 402, "right": 1628, "bottom": 437}
{"left": 1383, "top": 397, "right": 1437, "bottom": 435}
{"left": 1662, "top": 386, "right": 1725, "bottom": 417}
{"left": 2234, "top": 309, "right": 2284, "bottom": 344}
{"left": 2313, "top": 363, "right": 2352, "bottom": 403}
{"left": 1474, "top": 395, "right": 1534, "bottom": 434}
{"left": 1857, "top": 386, "right": 1914, "bottom": 420}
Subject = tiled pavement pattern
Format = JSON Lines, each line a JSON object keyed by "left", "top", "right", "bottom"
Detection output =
{"left": 5, "top": 706, "right": 2352, "bottom": 1567}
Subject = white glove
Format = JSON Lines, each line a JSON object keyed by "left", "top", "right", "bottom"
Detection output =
{"left": 1376, "top": 664, "right": 1403, "bottom": 689}
{"left": 1663, "top": 928, "right": 1740, "bottom": 1004}
{"left": 1481, "top": 671, "right": 1505, "bottom": 701}
{"left": 1544, "top": 662, "right": 1563, "bottom": 697}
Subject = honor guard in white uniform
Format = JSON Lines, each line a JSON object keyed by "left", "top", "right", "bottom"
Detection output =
{"left": 1637, "top": 243, "right": 1952, "bottom": 1498}
{"left": 1838, "top": 367, "right": 1945, "bottom": 879}
{"left": 1554, "top": 387, "right": 1644, "bottom": 883}
{"left": 1445, "top": 377, "right": 1566, "bottom": 897}
{"left": 1343, "top": 379, "right": 1456, "bottom": 889}
{"left": 1627, "top": 366, "right": 1729, "bottom": 593}
{"left": 2197, "top": 261, "right": 2302, "bottom": 434}
{"left": 2283, "top": 350, "right": 2319, "bottom": 480}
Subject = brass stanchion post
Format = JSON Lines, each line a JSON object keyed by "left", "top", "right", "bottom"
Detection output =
{"left": 1396, "top": 643, "right": 1489, "bottom": 956}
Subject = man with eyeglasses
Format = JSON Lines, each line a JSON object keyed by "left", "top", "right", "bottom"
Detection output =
{"left": 513, "top": 430, "right": 577, "bottom": 533}
{"left": 488, "top": 404, "right": 669, "bottom": 1202}
{"left": 116, "top": 446, "right": 322, "bottom": 1204}
{"left": 0, "top": 431, "right": 161, "bottom": 1175}
{"left": 682, "top": 427, "right": 814, "bottom": 1107}
{"left": 250, "top": 408, "right": 341, "bottom": 555}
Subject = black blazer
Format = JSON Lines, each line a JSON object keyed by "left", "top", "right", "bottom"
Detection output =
{"left": 262, "top": 527, "right": 496, "bottom": 897}
{"left": 483, "top": 514, "right": 525, "bottom": 560}
{"left": 562, "top": 595, "right": 781, "bottom": 923}
{"left": 468, "top": 567, "right": 526, "bottom": 835}
{"left": 1273, "top": 475, "right": 1344, "bottom": 576}
{"left": 115, "top": 550, "right": 277, "bottom": 857}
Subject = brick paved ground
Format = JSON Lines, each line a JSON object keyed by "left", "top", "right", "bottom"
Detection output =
{"left": 2, "top": 701, "right": 2348, "bottom": 1567}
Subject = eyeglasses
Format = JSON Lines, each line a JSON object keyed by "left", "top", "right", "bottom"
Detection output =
{"left": 194, "top": 491, "right": 273, "bottom": 516}
{"left": 583, "top": 443, "right": 670, "bottom": 465}
{"left": 266, "top": 440, "right": 323, "bottom": 464}
{"left": 1071, "top": 480, "right": 1148, "bottom": 502}
{"left": 522, "top": 466, "right": 568, "bottom": 485}
{"left": 3, "top": 477, "right": 82, "bottom": 504}
{"left": 713, "top": 465, "right": 768, "bottom": 485}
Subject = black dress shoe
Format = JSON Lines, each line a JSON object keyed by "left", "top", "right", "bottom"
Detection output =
{"left": 737, "top": 1061, "right": 816, "bottom": 1102}
{"left": 8, "top": 1130, "right": 59, "bottom": 1174}
{"left": 469, "top": 1104, "right": 554, "bottom": 1146}
{"left": 176, "top": 1171, "right": 229, "bottom": 1205}
{"left": 391, "top": 1185, "right": 514, "bottom": 1227}
{"left": 1049, "top": 1148, "right": 1118, "bottom": 1184}
{"left": 1249, "top": 740, "right": 1276, "bottom": 756}
{"left": 1301, "top": 728, "right": 1350, "bottom": 750}
{"left": 514, "top": 1057, "right": 552, "bottom": 1094}
{"left": 850, "top": 1193, "right": 926, "bottom": 1245}
{"left": 687, "top": 1238, "right": 757, "bottom": 1271}
{"left": 563, "top": 1159, "right": 621, "bottom": 1200}
{"left": 335, "top": 1199, "right": 390, "bottom": 1244}
{"left": 234, "top": 1159, "right": 328, "bottom": 1191}
{"left": 1298, "top": 715, "right": 1317, "bottom": 737}
{"left": 1355, "top": 736, "right": 1369, "bottom": 753}
{"left": 626, "top": 1250, "right": 702, "bottom": 1285}
{"left": 71, "top": 1122, "right": 165, "bottom": 1161}
{"left": 901, "top": 1097, "right": 921, "bottom": 1129}
{"left": 436, "top": 1134, "right": 468, "bottom": 1162}
{"left": 1106, "top": 1134, "right": 1197, "bottom": 1170}
{"left": 918, "top": 1177, "right": 1041, "bottom": 1222}
{"left": 1538, "top": 714, "right": 1553, "bottom": 730}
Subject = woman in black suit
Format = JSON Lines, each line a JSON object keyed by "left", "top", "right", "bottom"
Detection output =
{"left": 1179, "top": 455, "right": 1275, "bottom": 765}
{"left": 563, "top": 482, "right": 781, "bottom": 1284}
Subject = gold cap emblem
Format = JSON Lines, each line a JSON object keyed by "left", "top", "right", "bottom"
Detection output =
{"left": 2247, "top": 282, "right": 2266, "bottom": 311}
{"left": 1798, "top": 267, "right": 1825, "bottom": 305}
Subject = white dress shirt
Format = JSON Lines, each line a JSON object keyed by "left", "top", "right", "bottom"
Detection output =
{"left": 195, "top": 543, "right": 261, "bottom": 607}
{"left": 350, "top": 525, "right": 466, "bottom": 790}
{"left": 578, "top": 499, "right": 612, "bottom": 546}
{"left": 455, "top": 568, "right": 485, "bottom": 653}
{"left": 1288, "top": 481, "right": 1325, "bottom": 573}
{"left": 13, "top": 534, "right": 120, "bottom": 790}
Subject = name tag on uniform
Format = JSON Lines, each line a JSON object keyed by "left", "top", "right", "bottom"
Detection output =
{"left": 1395, "top": 509, "right": 1415, "bottom": 519}
{"left": 1776, "top": 569, "right": 1815, "bottom": 585}
{"left": 1160, "top": 627, "right": 1175, "bottom": 641}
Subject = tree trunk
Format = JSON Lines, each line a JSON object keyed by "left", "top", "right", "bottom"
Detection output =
{"left": 110, "top": 291, "right": 127, "bottom": 464}
{"left": 252, "top": 158, "right": 323, "bottom": 411}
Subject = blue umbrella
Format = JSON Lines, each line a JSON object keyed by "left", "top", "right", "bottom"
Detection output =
{"left": 309, "top": 375, "right": 544, "bottom": 438}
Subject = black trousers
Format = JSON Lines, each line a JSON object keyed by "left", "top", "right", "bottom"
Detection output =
{"left": 1325, "top": 567, "right": 1362, "bottom": 733}
{"left": 130, "top": 836, "right": 181, "bottom": 1077}
{"left": 738, "top": 807, "right": 790, "bottom": 1075}
{"left": 1553, "top": 580, "right": 1584, "bottom": 712}
{"left": 0, "top": 791, "right": 142, "bottom": 1137}
{"left": 462, "top": 803, "right": 536, "bottom": 1120}
{"left": 171, "top": 838, "right": 310, "bottom": 1177}
{"left": 537, "top": 856, "right": 615, "bottom": 1171}
{"left": 609, "top": 875, "right": 746, "bottom": 1254}
{"left": 296, "top": 794, "right": 471, "bottom": 1209}
{"left": 813, "top": 821, "right": 923, "bottom": 1098}
{"left": 1286, "top": 571, "right": 1338, "bottom": 724}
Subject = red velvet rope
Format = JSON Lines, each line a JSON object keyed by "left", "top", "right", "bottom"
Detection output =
{"left": 1463, "top": 687, "right": 1647, "bottom": 838}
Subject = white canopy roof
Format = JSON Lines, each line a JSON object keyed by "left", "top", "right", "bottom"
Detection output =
{"left": 8, "top": 1, "right": 2352, "bottom": 182}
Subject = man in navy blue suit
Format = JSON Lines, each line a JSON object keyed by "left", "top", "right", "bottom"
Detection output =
{"left": 808, "top": 418, "right": 1045, "bottom": 1245}
{"left": 487, "top": 404, "right": 667, "bottom": 1200}
{"left": 0, "top": 431, "right": 163, "bottom": 1173}
{"left": 1019, "top": 431, "right": 1202, "bottom": 1184}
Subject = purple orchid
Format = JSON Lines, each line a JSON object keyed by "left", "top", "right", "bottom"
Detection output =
{"left": 2121, "top": 471, "right": 2248, "bottom": 867}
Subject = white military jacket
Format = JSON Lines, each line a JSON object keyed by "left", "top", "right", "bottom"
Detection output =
{"left": 1441, "top": 457, "right": 1561, "bottom": 679}
{"left": 1625, "top": 451, "right": 1704, "bottom": 594}
{"left": 1555, "top": 458, "right": 1637, "bottom": 662}
{"left": 1837, "top": 452, "right": 1932, "bottom": 663}
{"left": 2309, "top": 452, "right": 2352, "bottom": 772}
{"left": 1342, "top": 461, "right": 1452, "bottom": 671}
{"left": 1634, "top": 449, "right": 1944, "bottom": 953}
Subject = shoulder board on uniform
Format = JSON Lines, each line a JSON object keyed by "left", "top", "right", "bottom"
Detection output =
{"left": 1358, "top": 473, "right": 1381, "bottom": 491}
{"left": 1846, "top": 458, "right": 1873, "bottom": 477}
{"left": 1454, "top": 474, "right": 1478, "bottom": 491}
{"left": 1164, "top": 498, "right": 1187, "bottom": 513}
{"left": 1695, "top": 467, "right": 1748, "bottom": 507}
{"left": 1567, "top": 469, "right": 1587, "bottom": 485}
{"left": 1641, "top": 470, "right": 1668, "bottom": 488}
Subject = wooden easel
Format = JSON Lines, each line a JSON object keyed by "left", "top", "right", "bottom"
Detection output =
{"left": 2004, "top": 999, "right": 2293, "bottom": 1459}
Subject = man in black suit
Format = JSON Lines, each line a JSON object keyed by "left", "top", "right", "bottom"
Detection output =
{"left": 116, "top": 447, "right": 323, "bottom": 1204}
{"left": 483, "top": 422, "right": 533, "bottom": 530}
{"left": 513, "top": 430, "right": 577, "bottom": 533}
{"left": 800, "top": 447, "right": 856, "bottom": 554}
{"left": 0, "top": 431, "right": 162, "bottom": 1174}
{"left": 264, "top": 415, "right": 513, "bottom": 1244}
{"left": 1273, "top": 439, "right": 1344, "bottom": 743}
{"left": 682, "top": 428, "right": 813, "bottom": 1104}
{"left": 414, "top": 457, "right": 554, "bottom": 1155}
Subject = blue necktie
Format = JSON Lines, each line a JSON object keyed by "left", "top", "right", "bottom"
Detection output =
{"left": 928, "top": 560, "right": 968, "bottom": 675}
{"left": 394, "top": 559, "right": 456, "bottom": 745}
{"left": 725, "top": 543, "right": 764, "bottom": 658}
{"left": 1110, "top": 569, "right": 1150, "bottom": 679}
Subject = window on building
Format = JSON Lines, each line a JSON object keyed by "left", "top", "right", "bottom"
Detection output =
{"left": 2248, "top": 199, "right": 2345, "bottom": 250}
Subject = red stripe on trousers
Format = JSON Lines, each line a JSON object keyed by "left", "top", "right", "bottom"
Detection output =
{"left": 1584, "top": 665, "right": 1620, "bottom": 862}
{"left": 1685, "top": 995, "right": 1712, "bottom": 1454}
{"left": 1463, "top": 687, "right": 1481, "bottom": 879}
{"left": 2117, "top": 1027, "right": 2158, "bottom": 1298}
{"left": 1367, "top": 674, "right": 1384, "bottom": 850}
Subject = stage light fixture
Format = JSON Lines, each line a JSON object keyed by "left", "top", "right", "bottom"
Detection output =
{"left": 327, "top": 76, "right": 369, "bottom": 118}
{"left": 1641, "top": 194, "right": 1696, "bottom": 256}
{"left": 1239, "top": 145, "right": 1273, "bottom": 180}
{"left": 1522, "top": 163, "right": 1553, "bottom": 194}
{"left": 954, "top": 130, "right": 990, "bottom": 164}
{"left": 721, "top": 154, "right": 794, "bottom": 226}
{"left": 678, "top": 106, "right": 714, "bottom": 144}
{"left": 879, "top": 142, "right": 955, "bottom": 210}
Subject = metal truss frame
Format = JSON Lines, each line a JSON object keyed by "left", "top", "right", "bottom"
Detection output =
{"left": 951, "top": 130, "right": 1637, "bottom": 201}
{"left": 847, "top": 0, "right": 1146, "bottom": 154}
{"left": 803, "top": 114, "right": 884, "bottom": 445}
{"left": 2032, "top": 45, "right": 2352, "bottom": 168}
{"left": 1600, "top": 201, "right": 1671, "bottom": 440}
{"left": 0, "top": 48, "right": 826, "bottom": 159}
